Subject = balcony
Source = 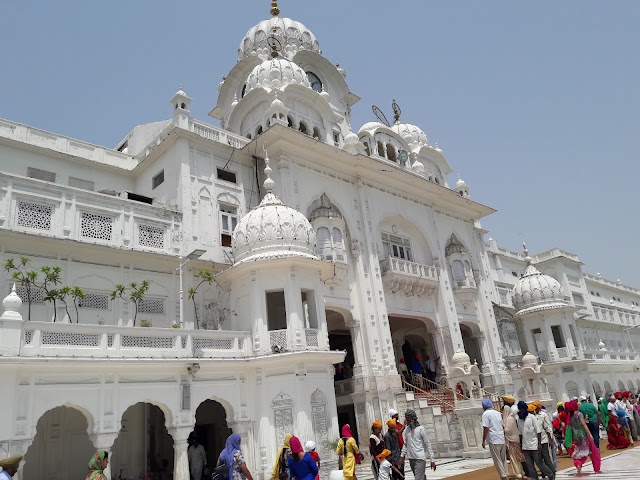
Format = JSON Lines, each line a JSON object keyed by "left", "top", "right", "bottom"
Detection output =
{"left": 190, "top": 120, "right": 250, "bottom": 150}
{"left": 380, "top": 257, "right": 439, "bottom": 297}
{"left": 13, "top": 321, "right": 252, "bottom": 359}
{"left": 0, "top": 172, "right": 182, "bottom": 255}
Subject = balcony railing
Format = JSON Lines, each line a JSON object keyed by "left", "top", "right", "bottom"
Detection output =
{"left": 334, "top": 378, "right": 355, "bottom": 396}
{"left": 191, "top": 120, "right": 250, "bottom": 150}
{"left": 0, "top": 172, "right": 182, "bottom": 254}
{"left": 269, "top": 329, "right": 288, "bottom": 351}
{"left": 17, "top": 321, "right": 252, "bottom": 358}
{"left": 380, "top": 257, "right": 439, "bottom": 297}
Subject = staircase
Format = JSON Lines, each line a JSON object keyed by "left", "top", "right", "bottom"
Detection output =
{"left": 402, "top": 378, "right": 457, "bottom": 413}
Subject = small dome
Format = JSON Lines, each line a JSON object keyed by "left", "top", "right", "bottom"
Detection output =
{"left": 391, "top": 122, "right": 428, "bottom": 149}
{"left": 232, "top": 158, "right": 317, "bottom": 264}
{"left": 451, "top": 350, "right": 470, "bottom": 367}
{"left": 358, "top": 122, "right": 386, "bottom": 134}
{"left": 244, "top": 58, "right": 310, "bottom": 95}
{"left": 456, "top": 177, "right": 468, "bottom": 189}
{"left": 2, "top": 284, "right": 22, "bottom": 311}
{"left": 445, "top": 234, "right": 467, "bottom": 257}
{"left": 239, "top": 17, "right": 321, "bottom": 61}
{"left": 512, "top": 256, "right": 568, "bottom": 315}
{"left": 522, "top": 352, "right": 538, "bottom": 366}
{"left": 310, "top": 193, "right": 343, "bottom": 222}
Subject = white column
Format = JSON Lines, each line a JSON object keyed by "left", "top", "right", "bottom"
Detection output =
{"left": 170, "top": 426, "right": 191, "bottom": 480}
{"left": 285, "top": 266, "right": 305, "bottom": 350}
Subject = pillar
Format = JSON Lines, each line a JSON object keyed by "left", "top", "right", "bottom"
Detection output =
{"left": 347, "top": 318, "right": 366, "bottom": 377}
{"left": 170, "top": 426, "right": 191, "bottom": 480}
{"left": 286, "top": 266, "right": 305, "bottom": 350}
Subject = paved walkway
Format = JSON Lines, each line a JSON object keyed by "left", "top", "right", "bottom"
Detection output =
{"left": 555, "top": 446, "right": 640, "bottom": 479}
{"left": 354, "top": 457, "right": 495, "bottom": 480}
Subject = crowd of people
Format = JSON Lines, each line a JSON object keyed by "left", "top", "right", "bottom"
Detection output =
{"left": 397, "top": 354, "right": 440, "bottom": 387}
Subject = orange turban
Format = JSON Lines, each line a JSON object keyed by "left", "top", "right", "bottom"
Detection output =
{"left": 372, "top": 420, "right": 383, "bottom": 429}
{"left": 527, "top": 404, "right": 536, "bottom": 413}
{"left": 376, "top": 449, "right": 391, "bottom": 462}
{"left": 386, "top": 418, "right": 396, "bottom": 428}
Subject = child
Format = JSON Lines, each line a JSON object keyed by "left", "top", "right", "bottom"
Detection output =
{"left": 305, "top": 440, "right": 320, "bottom": 480}
{"left": 376, "top": 449, "right": 404, "bottom": 480}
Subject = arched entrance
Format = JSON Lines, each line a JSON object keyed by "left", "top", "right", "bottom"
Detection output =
{"left": 192, "top": 399, "right": 231, "bottom": 468}
{"left": 592, "top": 381, "right": 603, "bottom": 399}
{"left": 603, "top": 380, "right": 613, "bottom": 395}
{"left": 327, "top": 309, "right": 355, "bottom": 379}
{"left": 22, "top": 406, "right": 95, "bottom": 479}
{"left": 389, "top": 316, "right": 439, "bottom": 383}
{"left": 112, "top": 402, "right": 174, "bottom": 479}
{"left": 460, "top": 323, "right": 483, "bottom": 369}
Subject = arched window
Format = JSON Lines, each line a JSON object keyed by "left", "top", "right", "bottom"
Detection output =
{"left": 452, "top": 260, "right": 466, "bottom": 287}
{"left": 333, "top": 227, "right": 344, "bottom": 261}
{"left": 316, "top": 227, "right": 331, "bottom": 259}
{"left": 241, "top": 84, "right": 247, "bottom": 98}
{"left": 363, "top": 142, "right": 370, "bottom": 156}
{"left": 299, "top": 122, "right": 308, "bottom": 135}
{"left": 386, "top": 144, "right": 397, "bottom": 162}
{"left": 377, "top": 141, "right": 385, "bottom": 157}
{"left": 256, "top": 125, "right": 263, "bottom": 136}
{"left": 246, "top": 133, "right": 252, "bottom": 139}
{"left": 312, "top": 127, "right": 321, "bottom": 140}
{"left": 287, "top": 116, "right": 294, "bottom": 128}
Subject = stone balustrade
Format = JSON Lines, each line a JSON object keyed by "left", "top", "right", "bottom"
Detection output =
{"left": 0, "top": 172, "right": 182, "bottom": 254}
{"left": 16, "top": 321, "right": 252, "bottom": 359}
{"left": 191, "top": 120, "right": 250, "bottom": 149}
{"left": 380, "top": 257, "right": 439, "bottom": 297}
{"left": 0, "top": 119, "right": 137, "bottom": 170}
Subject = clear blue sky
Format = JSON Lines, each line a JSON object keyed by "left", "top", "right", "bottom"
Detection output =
{"left": 1, "top": 1, "right": 639, "bottom": 285}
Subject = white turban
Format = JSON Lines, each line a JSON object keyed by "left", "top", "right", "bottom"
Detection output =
{"left": 305, "top": 440, "right": 316, "bottom": 452}
{"left": 388, "top": 408, "right": 398, "bottom": 416}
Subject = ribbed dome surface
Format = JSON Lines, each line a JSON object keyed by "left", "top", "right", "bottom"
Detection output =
{"left": 512, "top": 262, "right": 568, "bottom": 315}
{"left": 244, "top": 58, "right": 310, "bottom": 95}
{"left": 391, "top": 122, "right": 428, "bottom": 149}
{"left": 239, "top": 17, "right": 321, "bottom": 61}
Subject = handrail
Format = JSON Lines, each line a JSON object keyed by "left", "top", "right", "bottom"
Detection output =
{"left": 402, "top": 379, "right": 456, "bottom": 411}
{"left": 420, "top": 376, "right": 469, "bottom": 401}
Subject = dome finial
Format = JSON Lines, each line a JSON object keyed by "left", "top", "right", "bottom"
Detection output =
{"left": 270, "top": 0, "right": 280, "bottom": 16}
{"left": 263, "top": 148, "right": 275, "bottom": 193}
{"left": 523, "top": 241, "right": 531, "bottom": 264}
{"left": 392, "top": 99, "right": 401, "bottom": 124}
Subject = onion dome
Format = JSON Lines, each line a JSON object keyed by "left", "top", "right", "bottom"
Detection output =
{"left": 512, "top": 245, "right": 568, "bottom": 316}
{"left": 238, "top": 17, "right": 321, "bottom": 61}
{"left": 522, "top": 352, "right": 538, "bottom": 367}
{"left": 232, "top": 155, "right": 317, "bottom": 264}
{"left": 1, "top": 283, "right": 23, "bottom": 321}
{"left": 445, "top": 234, "right": 467, "bottom": 257}
{"left": 244, "top": 58, "right": 310, "bottom": 95}
{"left": 358, "top": 122, "right": 386, "bottom": 134}
{"left": 456, "top": 177, "right": 468, "bottom": 189}
{"left": 451, "top": 349, "right": 471, "bottom": 367}
{"left": 391, "top": 122, "right": 428, "bottom": 149}
{"left": 310, "top": 193, "right": 343, "bottom": 221}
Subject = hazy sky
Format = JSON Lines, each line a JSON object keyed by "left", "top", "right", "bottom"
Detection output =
{"left": 1, "top": 1, "right": 638, "bottom": 284}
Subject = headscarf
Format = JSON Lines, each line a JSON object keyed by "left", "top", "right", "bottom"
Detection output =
{"left": 405, "top": 409, "right": 419, "bottom": 428}
{"left": 221, "top": 433, "right": 241, "bottom": 480}
{"left": 290, "top": 436, "right": 303, "bottom": 456}
{"left": 87, "top": 451, "right": 108, "bottom": 480}
{"left": 517, "top": 401, "right": 528, "bottom": 419}
{"left": 305, "top": 440, "right": 316, "bottom": 452}
{"left": 376, "top": 449, "right": 391, "bottom": 462}
{"left": 482, "top": 398, "right": 492, "bottom": 409}
{"left": 386, "top": 418, "right": 396, "bottom": 428}
{"left": 372, "top": 420, "right": 383, "bottom": 429}
{"left": 341, "top": 424, "right": 353, "bottom": 438}
{"left": 272, "top": 434, "right": 292, "bottom": 479}
{"left": 565, "top": 400, "right": 578, "bottom": 413}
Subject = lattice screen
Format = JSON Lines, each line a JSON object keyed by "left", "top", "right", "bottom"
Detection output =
{"left": 14, "top": 285, "right": 45, "bottom": 304}
{"left": 193, "top": 338, "right": 233, "bottom": 350}
{"left": 41, "top": 331, "right": 100, "bottom": 347}
{"left": 305, "top": 329, "right": 319, "bottom": 347}
{"left": 80, "top": 212, "right": 113, "bottom": 241}
{"left": 122, "top": 336, "right": 173, "bottom": 349}
{"left": 138, "top": 299, "right": 165, "bottom": 314}
{"left": 17, "top": 201, "right": 52, "bottom": 230}
{"left": 138, "top": 224, "right": 165, "bottom": 249}
{"left": 78, "top": 293, "right": 110, "bottom": 310}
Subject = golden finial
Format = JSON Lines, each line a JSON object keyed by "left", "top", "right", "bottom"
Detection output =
{"left": 270, "top": 0, "right": 280, "bottom": 16}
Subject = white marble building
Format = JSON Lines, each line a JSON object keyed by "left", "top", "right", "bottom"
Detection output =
{"left": 1, "top": 3, "right": 640, "bottom": 478}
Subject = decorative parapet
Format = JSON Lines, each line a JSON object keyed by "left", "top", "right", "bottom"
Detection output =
{"left": 191, "top": 120, "right": 250, "bottom": 149}
{"left": 15, "top": 321, "right": 252, "bottom": 359}
{"left": 379, "top": 257, "right": 439, "bottom": 297}
{"left": 0, "top": 118, "right": 137, "bottom": 170}
{"left": 0, "top": 172, "right": 182, "bottom": 254}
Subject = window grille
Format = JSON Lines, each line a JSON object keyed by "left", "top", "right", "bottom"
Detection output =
{"left": 80, "top": 212, "right": 113, "bottom": 241}
{"left": 78, "top": 293, "right": 110, "bottom": 310}
{"left": 138, "top": 224, "right": 165, "bottom": 249}
{"left": 17, "top": 201, "right": 52, "bottom": 231}
{"left": 138, "top": 298, "right": 165, "bottom": 314}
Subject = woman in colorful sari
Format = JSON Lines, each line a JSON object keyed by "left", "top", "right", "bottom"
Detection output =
{"left": 606, "top": 409, "right": 630, "bottom": 450}
{"left": 86, "top": 451, "right": 109, "bottom": 480}
{"left": 272, "top": 434, "right": 293, "bottom": 480}
{"left": 336, "top": 424, "right": 360, "bottom": 480}
{"left": 219, "top": 433, "right": 255, "bottom": 480}
{"left": 287, "top": 436, "right": 318, "bottom": 480}
{"left": 566, "top": 400, "right": 601, "bottom": 476}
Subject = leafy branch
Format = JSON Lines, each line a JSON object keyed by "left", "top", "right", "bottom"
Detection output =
{"left": 111, "top": 280, "right": 150, "bottom": 326}
{"left": 187, "top": 270, "right": 214, "bottom": 329}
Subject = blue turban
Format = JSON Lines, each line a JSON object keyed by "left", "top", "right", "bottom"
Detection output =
{"left": 517, "top": 400, "right": 528, "bottom": 410}
{"left": 482, "top": 398, "right": 493, "bottom": 409}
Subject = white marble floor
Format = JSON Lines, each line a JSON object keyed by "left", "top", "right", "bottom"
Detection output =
{"left": 354, "top": 457, "right": 495, "bottom": 480}
{"left": 555, "top": 447, "right": 640, "bottom": 479}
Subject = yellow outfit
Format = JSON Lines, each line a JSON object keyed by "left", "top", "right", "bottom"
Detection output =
{"left": 336, "top": 437, "right": 360, "bottom": 479}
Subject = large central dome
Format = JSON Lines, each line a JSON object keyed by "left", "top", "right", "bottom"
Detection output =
{"left": 232, "top": 159, "right": 317, "bottom": 264}
{"left": 238, "top": 16, "right": 321, "bottom": 61}
{"left": 512, "top": 249, "right": 568, "bottom": 316}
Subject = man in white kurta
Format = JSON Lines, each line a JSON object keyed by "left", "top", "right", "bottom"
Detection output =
{"left": 188, "top": 436, "right": 207, "bottom": 480}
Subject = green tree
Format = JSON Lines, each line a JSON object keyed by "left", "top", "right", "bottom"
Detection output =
{"left": 39, "top": 266, "right": 62, "bottom": 322}
{"left": 187, "top": 270, "right": 214, "bottom": 329}
{"left": 111, "top": 280, "right": 150, "bottom": 326}
{"left": 4, "top": 257, "right": 35, "bottom": 320}
{"left": 71, "top": 287, "right": 87, "bottom": 323}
